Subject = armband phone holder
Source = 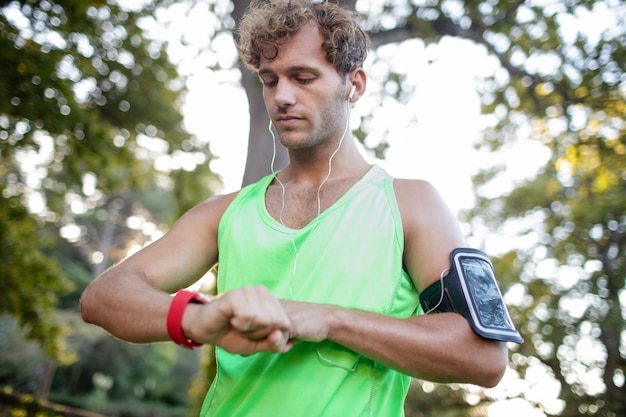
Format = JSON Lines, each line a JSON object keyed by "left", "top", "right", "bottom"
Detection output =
{"left": 419, "top": 248, "right": 523, "bottom": 344}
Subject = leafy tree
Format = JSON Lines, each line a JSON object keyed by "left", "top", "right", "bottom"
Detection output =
{"left": 452, "top": 1, "right": 625, "bottom": 415}
{"left": 0, "top": 311, "right": 202, "bottom": 417}
{"left": 0, "top": 192, "right": 69, "bottom": 357}
{"left": 0, "top": 0, "right": 218, "bottom": 363}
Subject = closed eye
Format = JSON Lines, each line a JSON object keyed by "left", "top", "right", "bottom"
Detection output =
{"left": 261, "top": 78, "right": 277, "bottom": 87}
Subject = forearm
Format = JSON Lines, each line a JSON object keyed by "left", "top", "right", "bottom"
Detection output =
{"left": 293, "top": 303, "right": 508, "bottom": 387}
{"left": 80, "top": 265, "right": 174, "bottom": 343}
{"left": 82, "top": 266, "right": 293, "bottom": 354}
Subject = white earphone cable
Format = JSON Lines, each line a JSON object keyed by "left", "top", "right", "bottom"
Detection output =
{"left": 268, "top": 95, "right": 359, "bottom": 371}
{"left": 268, "top": 98, "right": 352, "bottom": 298}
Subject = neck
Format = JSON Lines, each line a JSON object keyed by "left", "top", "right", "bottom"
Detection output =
{"left": 280, "top": 136, "right": 368, "bottom": 186}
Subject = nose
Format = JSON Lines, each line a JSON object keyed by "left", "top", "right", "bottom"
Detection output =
{"left": 272, "top": 80, "right": 296, "bottom": 108}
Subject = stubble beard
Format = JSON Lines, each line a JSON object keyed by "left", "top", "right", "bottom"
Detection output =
{"left": 277, "top": 90, "right": 347, "bottom": 152}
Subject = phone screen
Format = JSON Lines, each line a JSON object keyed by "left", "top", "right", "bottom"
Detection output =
{"left": 460, "top": 257, "right": 512, "bottom": 330}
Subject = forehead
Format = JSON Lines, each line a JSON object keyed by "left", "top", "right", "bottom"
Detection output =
{"left": 258, "top": 22, "right": 330, "bottom": 72}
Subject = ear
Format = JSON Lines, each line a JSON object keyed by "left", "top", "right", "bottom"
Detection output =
{"left": 347, "top": 68, "right": 366, "bottom": 103}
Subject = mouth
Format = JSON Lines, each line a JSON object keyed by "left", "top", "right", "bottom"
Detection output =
{"left": 275, "top": 115, "right": 303, "bottom": 127}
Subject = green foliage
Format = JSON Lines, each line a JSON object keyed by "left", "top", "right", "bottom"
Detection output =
{"left": 0, "top": 0, "right": 218, "bottom": 364}
{"left": 0, "top": 312, "right": 202, "bottom": 417}
{"left": 459, "top": 1, "right": 626, "bottom": 415}
{"left": 404, "top": 381, "right": 492, "bottom": 417}
{"left": 0, "top": 191, "right": 71, "bottom": 359}
{"left": 0, "top": 316, "right": 49, "bottom": 393}
{"left": 51, "top": 329, "right": 202, "bottom": 417}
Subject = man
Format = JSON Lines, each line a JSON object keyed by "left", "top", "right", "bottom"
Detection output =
{"left": 81, "top": 1, "right": 510, "bottom": 416}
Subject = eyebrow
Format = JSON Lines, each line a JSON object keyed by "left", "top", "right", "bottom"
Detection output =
{"left": 258, "top": 66, "right": 322, "bottom": 77}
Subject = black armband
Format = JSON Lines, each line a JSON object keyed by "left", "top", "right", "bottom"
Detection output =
{"left": 419, "top": 248, "right": 523, "bottom": 344}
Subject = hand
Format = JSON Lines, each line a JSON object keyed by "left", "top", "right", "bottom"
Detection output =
{"left": 183, "top": 285, "right": 293, "bottom": 355}
{"left": 280, "top": 299, "right": 334, "bottom": 344}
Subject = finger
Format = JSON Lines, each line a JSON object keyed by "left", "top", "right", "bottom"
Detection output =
{"left": 231, "top": 286, "right": 290, "bottom": 332}
{"left": 232, "top": 308, "right": 257, "bottom": 332}
{"left": 241, "top": 328, "right": 272, "bottom": 340}
{"left": 222, "top": 287, "right": 259, "bottom": 331}
{"left": 264, "top": 329, "right": 292, "bottom": 353}
{"left": 250, "top": 286, "right": 291, "bottom": 330}
{"left": 220, "top": 329, "right": 292, "bottom": 355}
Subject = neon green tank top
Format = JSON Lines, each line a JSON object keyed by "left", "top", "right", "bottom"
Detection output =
{"left": 201, "top": 165, "right": 420, "bottom": 417}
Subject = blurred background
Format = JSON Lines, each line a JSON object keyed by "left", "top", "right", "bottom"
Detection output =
{"left": 0, "top": 0, "right": 624, "bottom": 416}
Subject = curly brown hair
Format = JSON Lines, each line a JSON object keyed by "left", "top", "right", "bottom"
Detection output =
{"left": 236, "top": 0, "right": 370, "bottom": 75}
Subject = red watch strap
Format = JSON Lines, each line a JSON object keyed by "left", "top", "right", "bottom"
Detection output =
{"left": 167, "top": 290, "right": 207, "bottom": 349}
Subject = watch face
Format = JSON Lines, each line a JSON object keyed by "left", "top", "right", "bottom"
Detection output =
{"left": 460, "top": 257, "right": 512, "bottom": 330}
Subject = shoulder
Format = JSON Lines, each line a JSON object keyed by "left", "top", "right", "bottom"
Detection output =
{"left": 187, "top": 173, "right": 274, "bottom": 230}
{"left": 392, "top": 178, "right": 448, "bottom": 221}
{"left": 159, "top": 191, "right": 241, "bottom": 249}
{"left": 392, "top": 177, "right": 438, "bottom": 198}
{"left": 119, "top": 190, "right": 243, "bottom": 291}
{"left": 392, "top": 177, "right": 458, "bottom": 247}
{"left": 180, "top": 191, "right": 240, "bottom": 230}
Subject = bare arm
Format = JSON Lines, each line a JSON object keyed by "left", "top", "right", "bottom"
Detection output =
{"left": 80, "top": 193, "right": 292, "bottom": 354}
{"left": 282, "top": 179, "right": 508, "bottom": 387}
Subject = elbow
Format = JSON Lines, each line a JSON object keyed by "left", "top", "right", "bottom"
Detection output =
{"left": 477, "top": 341, "right": 509, "bottom": 388}
{"left": 80, "top": 283, "right": 99, "bottom": 325}
{"left": 481, "top": 366, "right": 507, "bottom": 389}
{"left": 80, "top": 268, "right": 117, "bottom": 327}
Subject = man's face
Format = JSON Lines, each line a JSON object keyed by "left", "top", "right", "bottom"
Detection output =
{"left": 258, "top": 22, "right": 348, "bottom": 150}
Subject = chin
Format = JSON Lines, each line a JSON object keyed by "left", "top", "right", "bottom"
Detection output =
{"left": 278, "top": 135, "right": 316, "bottom": 150}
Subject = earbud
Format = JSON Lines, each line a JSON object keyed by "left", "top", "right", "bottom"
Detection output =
{"left": 348, "top": 85, "right": 356, "bottom": 101}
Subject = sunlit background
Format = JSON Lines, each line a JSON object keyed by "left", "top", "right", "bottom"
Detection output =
{"left": 1, "top": 0, "right": 624, "bottom": 416}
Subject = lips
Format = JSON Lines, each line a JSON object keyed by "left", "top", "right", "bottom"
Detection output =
{"left": 275, "top": 115, "right": 303, "bottom": 126}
